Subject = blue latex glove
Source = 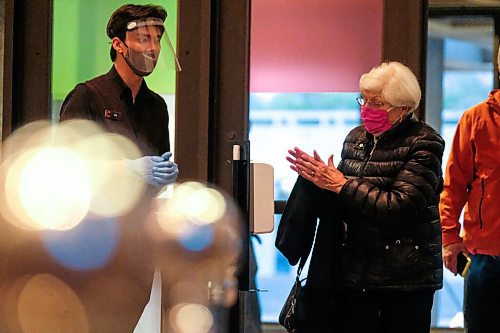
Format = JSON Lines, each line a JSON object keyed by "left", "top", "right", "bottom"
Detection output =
{"left": 152, "top": 152, "right": 179, "bottom": 186}
{"left": 126, "top": 155, "right": 168, "bottom": 187}
{"left": 126, "top": 153, "right": 179, "bottom": 187}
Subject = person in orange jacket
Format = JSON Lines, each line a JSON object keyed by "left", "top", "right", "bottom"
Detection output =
{"left": 440, "top": 48, "right": 500, "bottom": 333}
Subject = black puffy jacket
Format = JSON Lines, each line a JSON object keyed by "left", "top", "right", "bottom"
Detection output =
{"left": 337, "top": 114, "right": 445, "bottom": 291}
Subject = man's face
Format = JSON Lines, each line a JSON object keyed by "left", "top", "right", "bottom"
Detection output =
{"left": 125, "top": 26, "right": 163, "bottom": 55}
{"left": 119, "top": 25, "right": 164, "bottom": 76}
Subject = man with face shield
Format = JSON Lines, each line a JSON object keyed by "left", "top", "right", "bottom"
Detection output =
{"left": 56, "top": 4, "right": 179, "bottom": 332}
{"left": 121, "top": 17, "right": 175, "bottom": 77}
{"left": 60, "top": 4, "right": 179, "bottom": 186}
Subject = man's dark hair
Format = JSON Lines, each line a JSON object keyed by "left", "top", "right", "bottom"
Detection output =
{"left": 106, "top": 4, "right": 167, "bottom": 62}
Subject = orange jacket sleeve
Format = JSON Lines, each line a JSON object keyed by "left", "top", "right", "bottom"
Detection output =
{"left": 440, "top": 110, "right": 475, "bottom": 247}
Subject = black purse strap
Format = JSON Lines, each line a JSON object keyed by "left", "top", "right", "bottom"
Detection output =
{"left": 296, "top": 244, "right": 313, "bottom": 279}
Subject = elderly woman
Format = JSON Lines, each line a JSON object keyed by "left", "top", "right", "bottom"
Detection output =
{"left": 287, "top": 61, "right": 444, "bottom": 333}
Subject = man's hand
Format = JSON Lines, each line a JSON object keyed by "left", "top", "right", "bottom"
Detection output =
{"left": 443, "top": 242, "right": 467, "bottom": 275}
{"left": 153, "top": 152, "right": 179, "bottom": 186}
{"left": 126, "top": 152, "right": 179, "bottom": 187}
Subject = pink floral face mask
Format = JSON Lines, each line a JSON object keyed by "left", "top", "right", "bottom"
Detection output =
{"left": 360, "top": 106, "right": 394, "bottom": 135}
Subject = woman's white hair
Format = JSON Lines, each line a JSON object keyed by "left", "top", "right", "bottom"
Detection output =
{"left": 359, "top": 61, "right": 421, "bottom": 112}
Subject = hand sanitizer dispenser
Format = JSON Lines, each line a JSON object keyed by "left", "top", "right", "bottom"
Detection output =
{"left": 250, "top": 162, "right": 274, "bottom": 234}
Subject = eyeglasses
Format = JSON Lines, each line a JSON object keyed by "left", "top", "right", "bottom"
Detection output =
{"left": 356, "top": 97, "right": 385, "bottom": 109}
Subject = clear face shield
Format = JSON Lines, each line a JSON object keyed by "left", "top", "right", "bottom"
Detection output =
{"left": 123, "top": 17, "right": 181, "bottom": 76}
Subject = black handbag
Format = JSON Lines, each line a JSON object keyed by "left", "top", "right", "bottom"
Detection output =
{"left": 279, "top": 255, "right": 309, "bottom": 332}
{"left": 277, "top": 176, "right": 346, "bottom": 332}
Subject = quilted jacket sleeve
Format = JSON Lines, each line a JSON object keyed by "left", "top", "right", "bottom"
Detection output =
{"left": 339, "top": 130, "right": 444, "bottom": 228}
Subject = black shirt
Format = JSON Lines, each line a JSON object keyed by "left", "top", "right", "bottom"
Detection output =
{"left": 59, "top": 66, "right": 170, "bottom": 156}
{"left": 54, "top": 67, "right": 170, "bottom": 330}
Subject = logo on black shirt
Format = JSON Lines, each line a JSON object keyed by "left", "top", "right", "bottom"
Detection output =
{"left": 104, "top": 109, "right": 123, "bottom": 121}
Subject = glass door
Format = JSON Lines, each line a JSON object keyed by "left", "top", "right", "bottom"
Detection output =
{"left": 426, "top": 14, "right": 495, "bottom": 328}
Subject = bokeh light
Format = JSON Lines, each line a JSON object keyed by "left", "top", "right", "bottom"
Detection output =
{"left": 71, "top": 132, "right": 144, "bottom": 217}
{"left": 0, "top": 120, "right": 244, "bottom": 331}
{"left": 42, "top": 216, "right": 119, "bottom": 271}
{"left": 156, "top": 182, "right": 229, "bottom": 236}
{"left": 0, "top": 274, "right": 89, "bottom": 333}
{"left": 0, "top": 119, "right": 145, "bottom": 232}
{"left": 151, "top": 181, "right": 242, "bottom": 312}
{"left": 0, "top": 119, "right": 149, "bottom": 274}
{"left": 169, "top": 303, "right": 213, "bottom": 333}
{"left": 18, "top": 147, "right": 92, "bottom": 230}
{"left": 178, "top": 224, "right": 214, "bottom": 252}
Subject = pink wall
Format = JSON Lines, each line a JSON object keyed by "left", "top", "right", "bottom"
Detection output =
{"left": 250, "top": 0, "right": 383, "bottom": 92}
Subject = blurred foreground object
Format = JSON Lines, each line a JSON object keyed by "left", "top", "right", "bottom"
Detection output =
{"left": 0, "top": 119, "right": 146, "bottom": 231}
{"left": 0, "top": 124, "right": 242, "bottom": 331}
{"left": 151, "top": 181, "right": 242, "bottom": 332}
